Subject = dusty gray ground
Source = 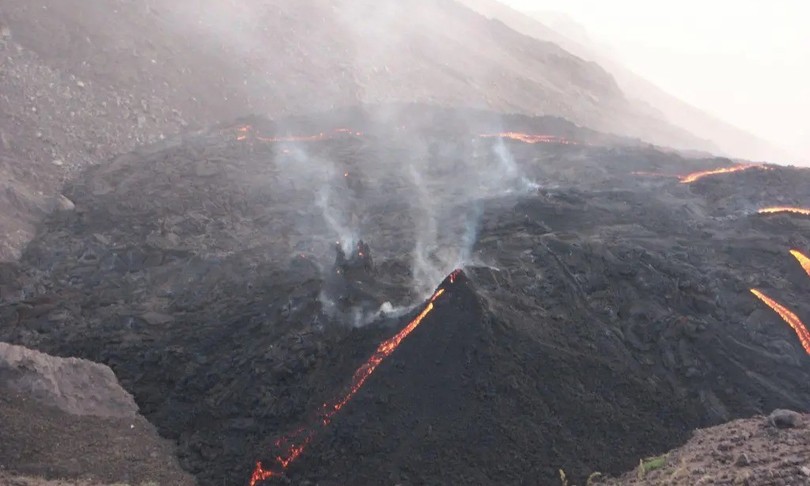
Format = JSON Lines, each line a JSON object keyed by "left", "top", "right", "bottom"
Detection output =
{"left": 0, "top": 343, "right": 195, "bottom": 486}
{"left": 0, "top": 342, "right": 138, "bottom": 417}
{"left": 605, "top": 411, "right": 810, "bottom": 486}
{"left": 0, "top": 473, "right": 159, "bottom": 486}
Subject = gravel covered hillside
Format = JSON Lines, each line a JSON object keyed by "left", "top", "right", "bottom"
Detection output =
{"left": 0, "top": 0, "right": 712, "bottom": 261}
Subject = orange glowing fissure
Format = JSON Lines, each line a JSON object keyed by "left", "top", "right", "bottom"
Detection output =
{"left": 679, "top": 164, "right": 768, "bottom": 184}
{"left": 790, "top": 249, "right": 810, "bottom": 278}
{"left": 479, "top": 132, "right": 578, "bottom": 145}
{"left": 233, "top": 125, "right": 362, "bottom": 144}
{"left": 631, "top": 171, "right": 681, "bottom": 179}
{"left": 758, "top": 207, "right": 810, "bottom": 216}
{"left": 249, "top": 285, "right": 451, "bottom": 485}
{"left": 750, "top": 289, "right": 810, "bottom": 355}
{"left": 237, "top": 126, "right": 579, "bottom": 146}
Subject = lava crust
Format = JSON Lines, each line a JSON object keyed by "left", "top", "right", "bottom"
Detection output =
{"left": 2, "top": 105, "right": 810, "bottom": 485}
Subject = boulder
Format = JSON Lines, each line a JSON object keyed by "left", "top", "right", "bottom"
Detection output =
{"left": 0, "top": 341, "right": 138, "bottom": 417}
{"left": 768, "top": 409, "right": 803, "bottom": 429}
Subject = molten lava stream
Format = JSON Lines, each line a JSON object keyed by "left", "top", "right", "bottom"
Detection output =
{"left": 631, "top": 171, "right": 680, "bottom": 179}
{"left": 750, "top": 289, "right": 810, "bottom": 355}
{"left": 233, "top": 125, "right": 362, "bottom": 144}
{"left": 757, "top": 207, "right": 810, "bottom": 216}
{"left": 679, "top": 164, "right": 767, "bottom": 184}
{"left": 235, "top": 125, "right": 251, "bottom": 141}
{"left": 249, "top": 283, "right": 452, "bottom": 485}
{"left": 479, "top": 132, "right": 576, "bottom": 145}
{"left": 790, "top": 249, "right": 810, "bottom": 279}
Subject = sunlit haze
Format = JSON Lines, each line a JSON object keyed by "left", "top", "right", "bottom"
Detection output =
{"left": 503, "top": 0, "right": 810, "bottom": 164}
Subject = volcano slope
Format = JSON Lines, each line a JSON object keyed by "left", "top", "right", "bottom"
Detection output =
{"left": 2, "top": 105, "right": 810, "bottom": 485}
{"left": 0, "top": 0, "right": 712, "bottom": 262}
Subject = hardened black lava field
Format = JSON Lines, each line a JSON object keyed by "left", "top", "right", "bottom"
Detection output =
{"left": 2, "top": 106, "right": 810, "bottom": 485}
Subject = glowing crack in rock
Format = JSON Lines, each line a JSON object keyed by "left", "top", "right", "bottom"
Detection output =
{"left": 479, "top": 132, "right": 578, "bottom": 145}
{"left": 750, "top": 289, "right": 810, "bottom": 355}
{"left": 679, "top": 164, "right": 768, "bottom": 184}
{"left": 790, "top": 249, "right": 810, "bottom": 279}
{"left": 757, "top": 207, "right": 810, "bottom": 216}
{"left": 631, "top": 171, "right": 681, "bottom": 179}
{"left": 233, "top": 125, "right": 362, "bottom": 144}
{"left": 318, "top": 287, "right": 445, "bottom": 426}
{"left": 249, "top": 277, "right": 457, "bottom": 485}
{"left": 236, "top": 125, "right": 251, "bottom": 141}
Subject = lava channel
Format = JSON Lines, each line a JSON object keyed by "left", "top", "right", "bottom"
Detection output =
{"left": 249, "top": 271, "right": 461, "bottom": 485}
{"left": 631, "top": 171, "right": 681, "bottom": 179}
{"left": 479, "top": 132, "right": 577, "bottom": 145}
{"left": 679, "top": 164, "right": 768, "bottom": 184}
{"left": 233, "top": 125, "right": 362, "bottom": 143}
{"left": 790, "top": 249, "right": 810, "bottom": 279}
{"left": 757, "top": 207, "right": 810, "bottom": 216}
{"left": 750, "top": 289, "right": 810, "bottom": 355}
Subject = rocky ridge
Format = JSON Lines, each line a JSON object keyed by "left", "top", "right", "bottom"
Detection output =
{"left": 0, "top": 342, "right": 195, "bottom": 485}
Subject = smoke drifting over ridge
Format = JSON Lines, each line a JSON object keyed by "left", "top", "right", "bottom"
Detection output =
{"left": 193, "top": 0, "right": 556, "bottom": 305}
{"left": 255, "top": 118, "right": 538, "bottom": 304}
{"left": 405, "top": 136, "right": 540, "bottom": 296}
{"left": 146, "top": 1, "right": 553, "bottom": 306}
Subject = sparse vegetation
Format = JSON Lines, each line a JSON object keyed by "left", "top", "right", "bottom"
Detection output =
{"left": 637, "top": 454, "right": 667, "bottom": 479}
{"left": 558, "top": 469, "right": 603, "bottom": 485}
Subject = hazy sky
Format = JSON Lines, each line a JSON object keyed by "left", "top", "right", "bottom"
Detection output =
{"left": 502, "top": 0, "right": 810, "bottom": 163}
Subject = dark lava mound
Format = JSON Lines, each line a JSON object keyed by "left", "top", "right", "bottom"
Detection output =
{"left": 2, "top": 105, "right": 810, "bottom": 485}
{"left": 283, "top": 270, "right": 698, "bottom": 486}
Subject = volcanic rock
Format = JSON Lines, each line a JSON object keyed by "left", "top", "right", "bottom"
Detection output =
{"left": 0, "top": 0, "right": 724, "bottom": 262}
{"left": 51, "top": 194, "right": 75, "bottom": 212}
{"left": 140, "top": 311, "right": 176, "bottom": 326}
{"left": 769, "top": 409, "right": 803, "bottom": 429}
{"left": 735, "top": 452, "right": 751, "bottom": 467}
{"left": 2, "top": 106, "right": 810, "bottom": 485}
{"left": 0, "top": 342, "right": 194, "bottom": 485}
{"left": 605, "top": 412, "right": 810, "bottom": 485}
{"left": 0, "top": 341, "right": 137, "bottom": 417}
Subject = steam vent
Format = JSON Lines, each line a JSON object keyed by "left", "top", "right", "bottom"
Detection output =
{"left": 335, "top": 240, "right": 374, "bottom": 276}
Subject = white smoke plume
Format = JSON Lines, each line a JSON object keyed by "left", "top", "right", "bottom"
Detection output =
{"left": 156, "top": 0, "right": 544, "bottom": 308}
{"left": 275, "top": 144, "right": 359, "bottom": 256}
{"left": 316, "top": 183, "right": 357, "bottom": 254}
{"left": 406, "top": 133, "right": 539, "bottom": 297}
{"left": 493, "top": 138, "right": 541, "bottom": 194}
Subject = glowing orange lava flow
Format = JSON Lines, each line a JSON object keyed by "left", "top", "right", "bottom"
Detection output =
{"left": 758, "top": 207, "right": 810, "bottom": 216}
{"left": 790, "top": 249, "right": 810, "bottom": 279}
{"left": 233, "top": 125, "right": 362, "bottom": 144}
{"left": 631, "top": 171, "right": 680, "bottom": 179}
{"left": 750, "top": 289, "right": 810, "bottom": 355}
{"left": 257, "top": 133, "right": 330, "bottom": 143}
{"left": 479, "top": 132, "right": 577, "bottom": 145}
{"left": 679, "top": 164, "right": 768, "bottom": 184}
{"left": 319, "top": 287, "right": 445, "bottom": 425}
{"left": 249, "top": 281, "right": 453, "bottom": 485}
{"left": 236, "top": 125, "right": 251, "bottom": 141}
